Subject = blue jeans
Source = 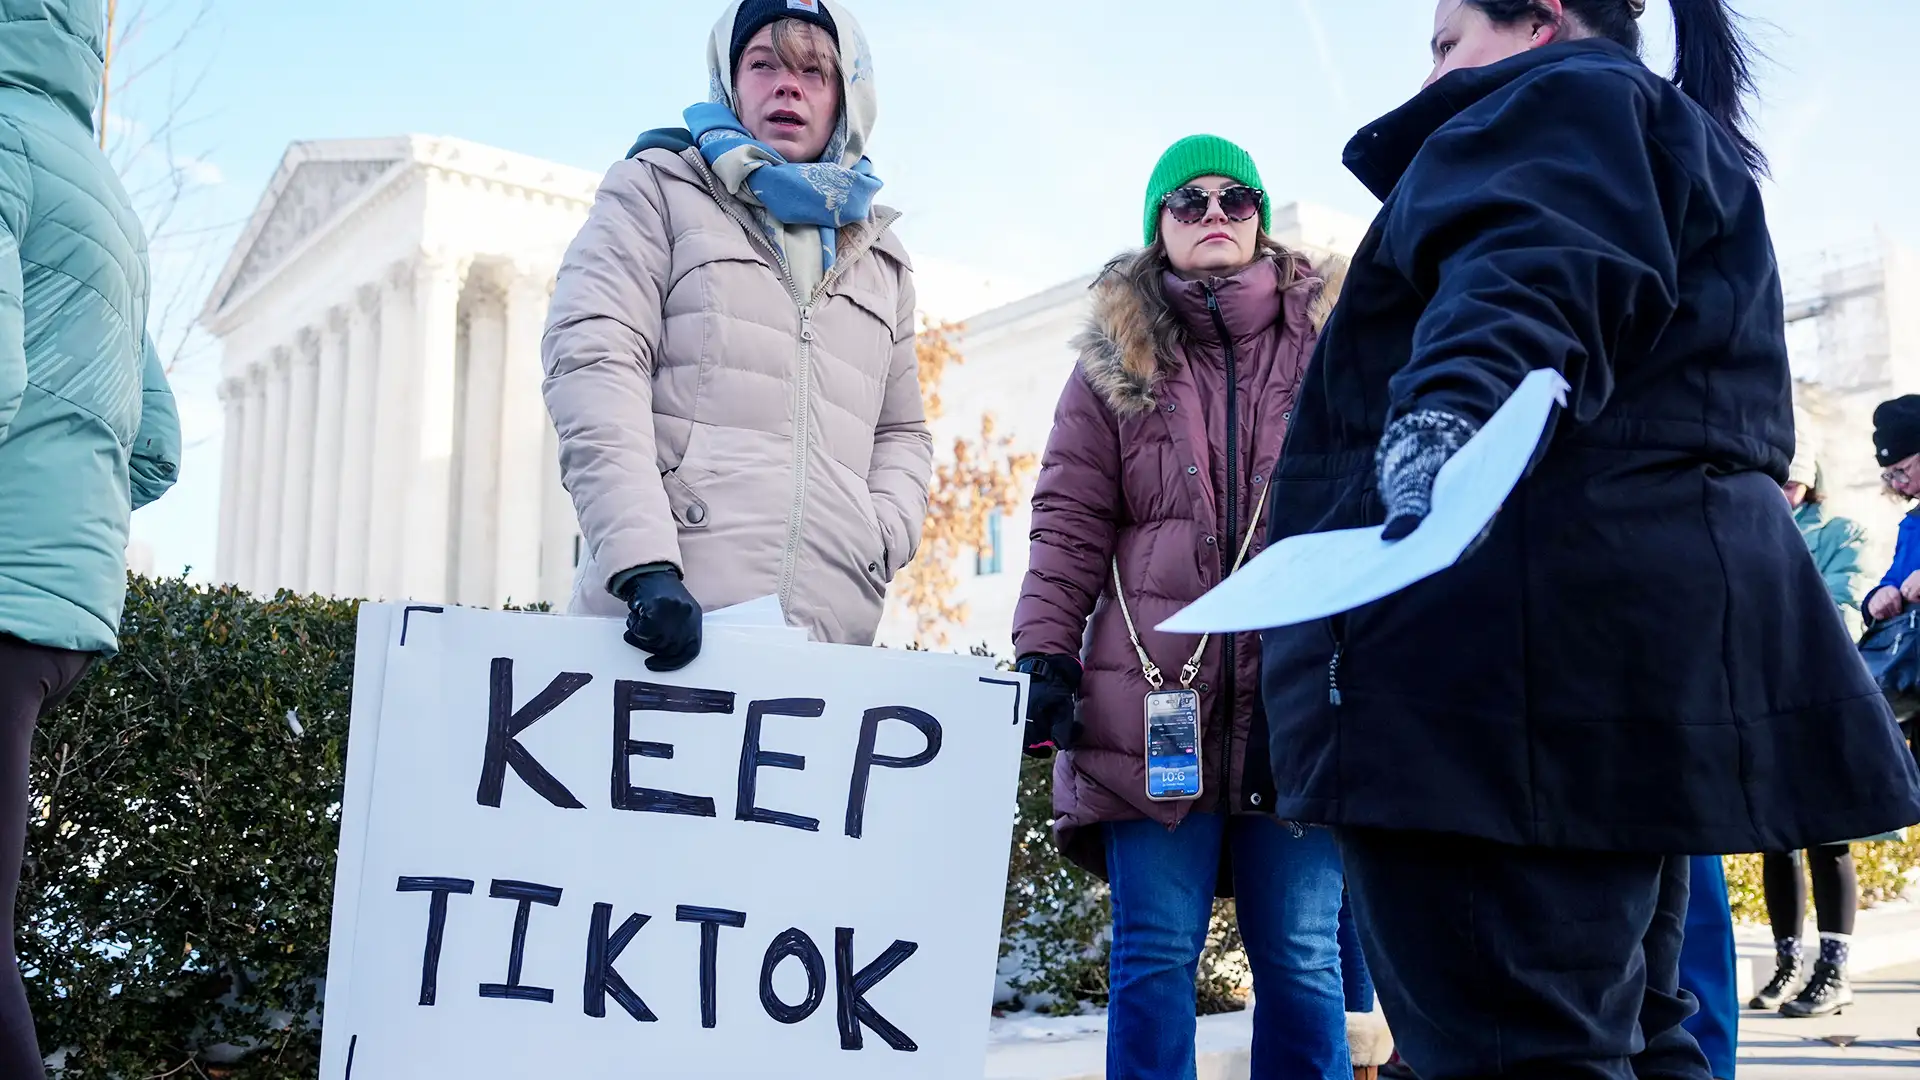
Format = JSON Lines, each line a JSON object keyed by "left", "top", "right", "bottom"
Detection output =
{"left": 1679, "top": 855, "right": 1738, "bottom": 1079}
{"left": 1339, "top": 890, "right": 1376, "bottom": 1012}
{"left": 1105, "top": 814, "right": 1350, "bottom": 1080}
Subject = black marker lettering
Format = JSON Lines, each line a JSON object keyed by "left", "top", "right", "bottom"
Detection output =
{"left": 479, "top": 879, "right": 563, "bottom": 1003}
{"left": 736, "top": 698, "right": 825, "bottom": 832}
{"left": 477, "top": 659, "right": 590, "bottom": 809}
{"left": 759, "top": 926, "right": 827, "bottom": 1024}
{"left": 844, "top": 706, "right": 942, "bottom": 839}
{"left": 584, "top": 903, "right": 656, "bottom": 1022}
{"left": 677, "top": 905, "right": 747, "bottom": 1029}
{"left": 612, "top": 680, "right": 733, "bottom": 817}
{"left": 396, "top": 876, "right": 474, "bottom": 1006}
{"left": 835, "top": 927, "right": 920, "bottom": 1052}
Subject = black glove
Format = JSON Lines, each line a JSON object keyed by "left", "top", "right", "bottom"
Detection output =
{"left": 1015, "top": 654, "right": 1083, "bottom": 758}
{"left": 1376, "top": 408, "right": 1479, "bottom": 541}
{"left": 621, "top": 568, "right": 703, "bottom": 673}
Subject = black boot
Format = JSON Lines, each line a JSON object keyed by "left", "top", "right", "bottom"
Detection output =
{"left": 1780, "top": 959, "right": 1852, "bottom": 1018}
{"left": 1748, "top": 953, "right": 1802, "bottom": 1011}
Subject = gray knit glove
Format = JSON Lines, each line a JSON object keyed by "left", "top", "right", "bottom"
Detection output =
{"left": 1377, "top": 409, "right": 1479, "bottom": 540}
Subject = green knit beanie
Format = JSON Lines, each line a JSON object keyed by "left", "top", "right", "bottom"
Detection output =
{"left": 1142, "top": 134, "right": 1269, "bottom": 245}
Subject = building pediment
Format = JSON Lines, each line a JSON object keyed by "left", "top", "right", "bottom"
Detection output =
{"left": 220, "top": 159, "right": 398, "bottom": 304}
{"left": 202, "top": 136, "right": 605, "bottom": 332}
{"left": 202, "top": 139, "right": 413, "bottom": 328}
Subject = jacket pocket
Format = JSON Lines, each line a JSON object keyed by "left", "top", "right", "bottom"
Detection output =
{"left": 662, "top": 469, "right": 710, "bottom": 530}
{"left": 858, "top": 491, "right": 893, "bottom": 583}
{"left": 663, "top": 424, "right": 714, "bottom": 530}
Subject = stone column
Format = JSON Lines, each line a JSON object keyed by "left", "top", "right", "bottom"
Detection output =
{"left": 254, "top": 347, "right": 292, "bottom": 593}
{"left": 277, "top": 329, "right": 321, "bottom": 593}
{"left": 540, "top": 423, "right": 581, "bottom": 608}
{"left": 399, "top": 252, "right": 469, "bottom": 602}
{"left": 496, "top": 267, "right": 552, "bottom": 608}
{"left": 455, "top": 268, "right": 507, "bottom": 607}
{"left": 234, "top": 365, "right": 268, "bottom": 591}
{"left": 215, "top": 376, "right": 247, "bottom": 585}
{"left": 306, "top": 308, "right": 350, "bottom": 596}
{"left": 334, "top": 285, "right": 381, "bottom": 598}
{"left": 366, "top": 263, "right": 415, "bottom": 600}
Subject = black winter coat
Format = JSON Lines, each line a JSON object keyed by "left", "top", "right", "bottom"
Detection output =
{"left": 1259, "top": 41, "right": 1920, "bottom": 855}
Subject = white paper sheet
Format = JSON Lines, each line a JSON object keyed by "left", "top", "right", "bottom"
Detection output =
{"left": 1161, "top": 368, "right": 1570, "bottom": 634}
{"left": 706, "top": 593, "right": 791, "bottom": 631}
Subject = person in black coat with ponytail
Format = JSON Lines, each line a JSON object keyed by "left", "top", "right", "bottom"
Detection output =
{"left": 1258, "top": 1, "right": 1920, "bottom": 1077}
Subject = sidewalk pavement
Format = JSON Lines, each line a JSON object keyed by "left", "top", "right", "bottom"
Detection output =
{"left": 1734, "top": 899, "right": 1920, "bottom": 1004}
{"left": 984, "top": 901, "right": 1920, "bottom": 1080}
{"left": 1739, "top": 960, "right": 1920, "bottom": 1078}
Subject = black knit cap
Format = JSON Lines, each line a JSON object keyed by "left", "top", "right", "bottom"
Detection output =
{"left": 1874, "top": 395, "right": 1920, "bottom": 466}
{"left": 730, "top": 0, "right": 839, "bottom": 77}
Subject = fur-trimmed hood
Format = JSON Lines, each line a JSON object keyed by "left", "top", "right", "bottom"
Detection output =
{"left": 1074, "top": 247, "right": 1347, "bottom": 417}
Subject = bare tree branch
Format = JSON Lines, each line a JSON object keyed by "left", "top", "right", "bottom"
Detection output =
{"left": 99, "top": 0, "right": 225, "bottom": 378}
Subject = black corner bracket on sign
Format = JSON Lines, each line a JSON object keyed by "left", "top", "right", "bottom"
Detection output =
{"left": 979, "top": 677, "right": 1023, "bottom": 727}
{"left": 399, "top": 605, "right": 446, "bottom": 646}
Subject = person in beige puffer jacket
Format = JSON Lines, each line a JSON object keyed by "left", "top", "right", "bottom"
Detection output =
{"left": 543, "top": 0, "right": 930, "bottom": 664}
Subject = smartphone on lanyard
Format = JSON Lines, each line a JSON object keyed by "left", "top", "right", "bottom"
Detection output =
{"left": 1144, "top": 689, "right": 1203, "bottom": 801}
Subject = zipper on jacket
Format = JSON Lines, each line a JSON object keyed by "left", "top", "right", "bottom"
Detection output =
{"left": 781, "top": 306, "right": 816, "bottom": 610}
{"left": 1327, "top": 616, "right": 1346, "bottom": 707}
{"left": 1204, "top": 285, "right": 1242, "bottom": 808}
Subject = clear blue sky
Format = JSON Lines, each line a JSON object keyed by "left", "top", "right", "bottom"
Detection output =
{"left": 125, "top": 0, "right": 1920, "bottom": 579}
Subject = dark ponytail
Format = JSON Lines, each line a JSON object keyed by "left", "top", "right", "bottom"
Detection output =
{"left": 1667, "top": 0, "right": 1766, "bottom": 174}
{"left": 1468, "top": 0, "right": 1767, "bottom": 175}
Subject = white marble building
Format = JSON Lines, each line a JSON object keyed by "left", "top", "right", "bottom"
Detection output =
{"left": 203, "top": 136, "right": 600, "bottom": 607}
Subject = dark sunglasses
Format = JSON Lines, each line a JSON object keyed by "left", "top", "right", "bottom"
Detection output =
{"left": 1161, "top": 184, "right": 1265, "bottom": 226}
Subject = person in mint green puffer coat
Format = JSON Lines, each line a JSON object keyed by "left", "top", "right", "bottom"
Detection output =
{"left": 1790, "top": 459, "right": 1866, "bottom": 631}
{"left": 0, "top": 2, "right": 178, "bottom": 1075}
{"left": 0, "top": 0, "right": 178, "bottom": 657}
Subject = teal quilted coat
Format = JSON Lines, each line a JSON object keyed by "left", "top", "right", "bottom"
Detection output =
{"left": 0, "top": 0, "right": 179, "bottom": 654}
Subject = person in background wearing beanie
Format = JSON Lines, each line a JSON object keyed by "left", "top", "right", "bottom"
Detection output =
{"left": 1013, "top": 135, "right": 1354, "bottom": 1079}
{"left": 1742, "top": 429, "right": 1871, "bottom": 1022}
{"left": 1865, "top": 394, "right": 1920, "bottom": 626}
{"left": 1256, "top": 1, "right": 1920, "bottom": 1077}
{"left": 543, "top": 0, "right": 930, "bottom": 662}
{"left": 0, "top": 1, "right": 182, "bottom": 1074}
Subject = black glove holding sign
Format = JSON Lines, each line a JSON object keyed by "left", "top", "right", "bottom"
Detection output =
{"left": 621, "top": 567, "right": 703, "bottom": 673}
{"left": 1015, "top": 654, "right": 1083, "bottom": 758}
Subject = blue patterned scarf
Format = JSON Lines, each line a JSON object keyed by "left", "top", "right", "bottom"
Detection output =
{"left": 685, "top": 100, "right": 882, "bottom": 274}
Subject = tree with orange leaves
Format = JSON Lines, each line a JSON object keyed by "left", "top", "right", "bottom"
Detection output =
{"left": 892, "top": 317, "right": 1037, "bottom": 645}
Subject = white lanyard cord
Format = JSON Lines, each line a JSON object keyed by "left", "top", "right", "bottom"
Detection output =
{"left": 1111, "top": 479, "right": 1272, "bottom": 691}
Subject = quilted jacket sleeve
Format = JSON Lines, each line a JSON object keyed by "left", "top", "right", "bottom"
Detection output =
{"left": 542, "top": 158, "right": 680, "bottom": 596}
{"left": 0, "top": 120, "right": 28, "bottom": 443}
{"left": 868, "top": 267, "right": 933, "bottom": 575}
{"left": 129, "top": 333, "right": 180, "bottom": 509}
{"left": 1011, "top": 369, "right": 1123, "bottom": 660}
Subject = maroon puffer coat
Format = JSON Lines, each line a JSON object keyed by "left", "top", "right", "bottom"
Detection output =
{"left": 1012, "top": 249, "right": 1340, "bottom": 878}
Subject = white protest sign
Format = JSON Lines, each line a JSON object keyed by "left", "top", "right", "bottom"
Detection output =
{"left": 320, "top": 605, "right": 1025, "bottom": 1079}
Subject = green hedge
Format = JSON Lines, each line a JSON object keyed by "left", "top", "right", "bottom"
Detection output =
{"left": 19, "top": 578, "right": 1917, "bottom": 1073}
{"left": 23, "top": 577, "right": 353, "bottom": 1078}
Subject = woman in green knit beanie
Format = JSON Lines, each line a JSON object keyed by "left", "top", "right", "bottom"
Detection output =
{"left": 1013, "top": 133, "right": 1357, "bottom": 1079}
